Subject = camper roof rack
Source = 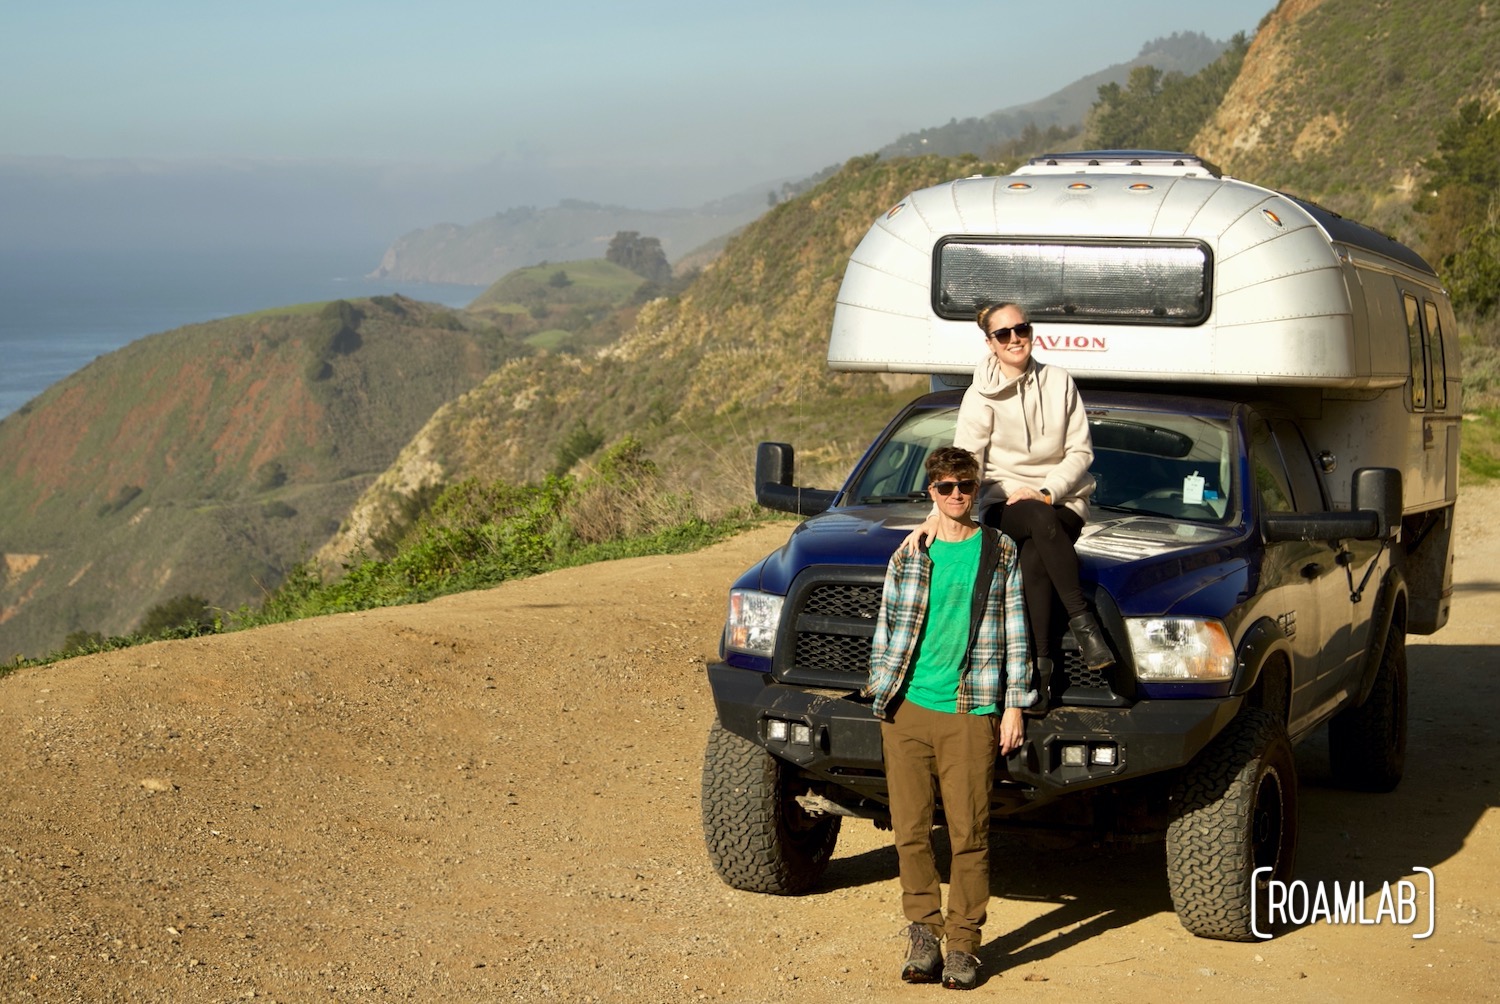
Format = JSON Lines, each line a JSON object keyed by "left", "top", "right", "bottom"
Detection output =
{"left": 1025, "top": 150, "right": 1222, "bottom": 177}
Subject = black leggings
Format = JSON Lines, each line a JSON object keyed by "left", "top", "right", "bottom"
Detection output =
{"left": 983, "top": 500, "right": 1085, "bottom": 660}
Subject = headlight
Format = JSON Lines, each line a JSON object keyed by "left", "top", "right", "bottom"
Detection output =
{"left": 726, "top": 589, "right": 783, "bottom": 657}
{"left": 1125, "top": 617, "right": 1234, "bottom": 682}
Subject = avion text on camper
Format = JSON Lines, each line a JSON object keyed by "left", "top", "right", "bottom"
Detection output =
{"left": 1035, "top": 333, "right": 1107, "bottom": 351}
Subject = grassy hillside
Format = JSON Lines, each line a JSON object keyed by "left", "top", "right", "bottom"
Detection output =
{"left": 466, "top": 257, "right": 651, "bottom": 353}
{"left": 317, "top": 153, "right": 994, "bottom": 565}
{"left": 0, "top": 296, "right": 523, "bottom": 659}
{"left": 1195, "top": 0, "right": 1500, "bottom": 238}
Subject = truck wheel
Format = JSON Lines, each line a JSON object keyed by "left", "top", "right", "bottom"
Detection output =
{"left": 1328, "top": 627, "right": 1408, "bottom": 792}
{"left": 1165, "top": 708, "right": 1298, "bottom": 941}
{"left": 700, "top": 718, "right": 840, "bottom": 894}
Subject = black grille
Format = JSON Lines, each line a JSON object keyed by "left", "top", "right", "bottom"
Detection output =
{"left": 779, "top": 573, "right": 1125, "bottom": 703}
{"left": 792, "top": 582, "right": 880, "bottom": 677}
{"left": 801, "top": 582, "right": 882, "bottom": 620}
{"left": 1057, "top": 649, "right": 1110, "bottom": 690}
{"left": 794, "top": 631, "right": 871, "bottom": 674}
{"left": 777, "top": 574, "right": 883, "bottom": 686}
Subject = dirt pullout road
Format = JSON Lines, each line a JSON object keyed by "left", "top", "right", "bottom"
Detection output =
{"left": 4, "top": 488, "right": 1500, "bottom": 1003}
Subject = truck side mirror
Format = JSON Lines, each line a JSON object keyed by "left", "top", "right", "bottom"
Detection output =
{"left": 755, "top": 442, "right": 837, "bottom": 517}
{"left": 1350, "top": 467, "right": 1402, "bottom": 539}
{"left": 1261, "top": 465, "right": 1403, "bottom": 543}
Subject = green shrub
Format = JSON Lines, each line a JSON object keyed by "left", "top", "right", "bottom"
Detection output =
{"left": 136, "top": 594, "right": 216, "bottom": 638}
{"left": 255, "top": 461, "right": 288, "bottom": 492}
{"left": 552, "top": 420, "right": 606, "bottom": 476}
{"left": 97, "top": 484, "right": 143, "bottom": 517}
{"left": 61, "top": 630, "right": 105, "bottom": 655}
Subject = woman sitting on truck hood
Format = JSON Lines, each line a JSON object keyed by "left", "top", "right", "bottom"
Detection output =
{"left": 906, "top": 301, "right": 1113, "bottom": 676}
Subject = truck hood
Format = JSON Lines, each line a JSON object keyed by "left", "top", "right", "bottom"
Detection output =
{"left": 734, "top": 504, "right": 930, "bottom": 595}
{"left": 734, "top": 504, "right": 1251, "bottom": 621}
{"left": 1078, "top": 511, "right": 1249, "bottom": 618}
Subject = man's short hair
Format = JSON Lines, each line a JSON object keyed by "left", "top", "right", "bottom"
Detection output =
{"left": 925, "top": 446, "right": 979, "bottom": 483}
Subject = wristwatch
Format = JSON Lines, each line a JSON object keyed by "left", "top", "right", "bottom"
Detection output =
{"left": 1039, "top": 487, "right": 1053, "bottom": 502}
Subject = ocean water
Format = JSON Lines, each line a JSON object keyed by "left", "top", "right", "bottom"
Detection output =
{"left": 0, "top": 247, "right": 484, "bottom": 420}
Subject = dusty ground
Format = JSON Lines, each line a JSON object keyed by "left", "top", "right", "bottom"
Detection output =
{"left": 3, "top": 487, "right": 1499, "bottom": 1004}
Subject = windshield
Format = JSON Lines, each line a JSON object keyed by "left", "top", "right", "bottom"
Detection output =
{"left": 848, "top": 405, "right": 961, "bottom": 504}
{"left": 1088, "top": 407, "right": 1235, "bottom": 522}
{"left": 848, "top": 401, "right": 1236, "bottom": 524}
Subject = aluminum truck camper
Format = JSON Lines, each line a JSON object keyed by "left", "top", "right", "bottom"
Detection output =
{"left": 699, "top": 152, "right": 1461, "bottom": 942}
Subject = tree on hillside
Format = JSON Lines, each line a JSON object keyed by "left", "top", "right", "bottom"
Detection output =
{"left": 606, "top": 231, "right": 672, "bottom": 283}
{"left": 986, "top": 121, "right": 1081, "bottom": 162}
{"left": 1417, "top": 100, "right": 1500, "bottom": 314}
{"left": 1086, "top": 33, "right": 1249, "bottom": 152}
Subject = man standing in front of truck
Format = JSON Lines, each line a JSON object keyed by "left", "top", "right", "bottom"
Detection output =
{"left": 864, "top": 445, "right": 1035, "bottom": 990}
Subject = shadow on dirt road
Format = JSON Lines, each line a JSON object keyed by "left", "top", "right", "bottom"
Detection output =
{"left": 805, "top": 640, "right": 1497, "bottom": 965}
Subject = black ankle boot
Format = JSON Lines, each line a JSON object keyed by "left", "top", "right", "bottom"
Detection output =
{"left": 1069, "top": 612, "right": 1115, "bottom": 670}
{"left": 1026, "top": 656, "right": 1053, "bottom": 716}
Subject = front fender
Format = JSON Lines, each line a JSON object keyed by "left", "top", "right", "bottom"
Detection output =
{"left": 1230, "top": 617, "right": 1295, "bottom": 703}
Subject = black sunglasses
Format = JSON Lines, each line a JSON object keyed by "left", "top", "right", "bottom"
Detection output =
{"left": 986, "top": 323, "right": 1034, "bottom": 342}
{"left": 931, "top": 479, "right": 978, "bottom": 497}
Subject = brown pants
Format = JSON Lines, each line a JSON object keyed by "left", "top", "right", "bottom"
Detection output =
{"left": 881, "top": 700, "right": 997, "bottom": 955}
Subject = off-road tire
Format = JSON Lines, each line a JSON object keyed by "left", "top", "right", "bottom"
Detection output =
{"left": 1165, "top": 708, "right": 1298, "bottom": 941}
{"left": 700, "top": 719, "right": 840, "bottom": 894}
{"left": 1328, "top": 627, "right": 1408, "bottom": 792}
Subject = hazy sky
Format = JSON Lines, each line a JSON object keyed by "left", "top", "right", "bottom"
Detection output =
{"left": 4, "top": 0, "right": 1272, "bottom": 210}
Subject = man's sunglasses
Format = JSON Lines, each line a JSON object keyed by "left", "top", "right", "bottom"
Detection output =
{"left": 986, "top": 323, "right": 1034, "bottom": 342}
{"left": 931, "top": 479, "right": 978, "bottom": 497}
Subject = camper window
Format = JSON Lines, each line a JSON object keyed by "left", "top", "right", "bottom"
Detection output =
{"left": 1404, "top": 292, "right": 1429, "bottom": 409}
{"left": 1424, "top": 299, "right": 1448, "bottom": 410}
{"left": 934, "top": 238, "right": 1210, "bottom": 325}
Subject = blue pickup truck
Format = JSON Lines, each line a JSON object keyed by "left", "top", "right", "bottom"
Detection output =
{"left": 699, "top": 153, "right": 1458, "bottom": 942}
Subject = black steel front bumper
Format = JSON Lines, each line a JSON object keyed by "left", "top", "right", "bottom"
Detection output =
{"left": 707, "top": 661, "right": 1242, "bottom": 812}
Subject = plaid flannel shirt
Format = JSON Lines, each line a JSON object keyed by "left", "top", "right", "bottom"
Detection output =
{"left": 863, "top": 526, "right": 1034, "bottom": 720}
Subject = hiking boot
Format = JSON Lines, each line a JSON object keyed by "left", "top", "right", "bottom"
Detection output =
{"left": 941, "top": 949, "right": 981, "bottom": 990}
{"left": 1069, "top": 612, "right": 1115, "bottom": 670}
{"left": 900, "top": 922, "right": 941, "bottom": 983}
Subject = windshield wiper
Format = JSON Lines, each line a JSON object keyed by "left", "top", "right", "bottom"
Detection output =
{"left": 860, "top": 492, "right": 930, "bottom": 504}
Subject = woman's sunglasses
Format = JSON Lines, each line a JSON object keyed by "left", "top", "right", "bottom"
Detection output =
{"left": 931, "top": 479, "right": 978, "bottom": 497}
{"left": 986, "top": 323, "right": 1034, "bottom": 342}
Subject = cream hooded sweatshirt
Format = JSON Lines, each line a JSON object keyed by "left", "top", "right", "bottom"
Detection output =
{"left": 953, "top": 356, "right": 1095, "bottom": 522}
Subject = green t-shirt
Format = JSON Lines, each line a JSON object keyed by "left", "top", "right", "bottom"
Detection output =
{"left": 902, "top": 532, "right": 995, "bottom": 715}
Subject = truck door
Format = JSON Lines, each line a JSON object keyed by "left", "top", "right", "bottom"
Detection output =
{"left": 1250, "top": 419, "right": 1324, "bottom": 728}
{"left": 1266, "top": 420, "right": 1374, "bottom": 708}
